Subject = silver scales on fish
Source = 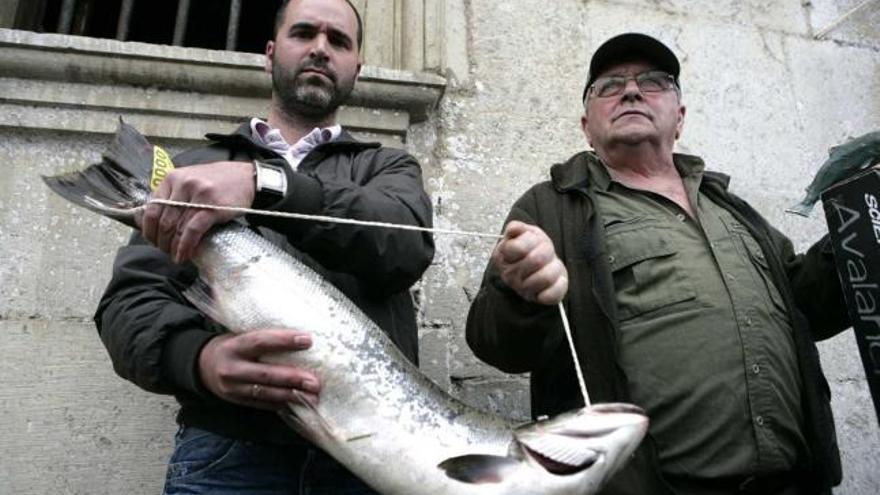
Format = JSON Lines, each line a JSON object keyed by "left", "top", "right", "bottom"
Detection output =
{"left": 42, "top": 121, "right": 648, "bottom": 495}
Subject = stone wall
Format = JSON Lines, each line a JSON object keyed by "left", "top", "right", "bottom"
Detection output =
{"left": 1, "top": 0, "right": 879, "bottom": 493}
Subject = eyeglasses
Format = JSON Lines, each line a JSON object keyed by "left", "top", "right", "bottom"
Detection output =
{"left": 587, "top": 70, "right": 678, "bottom": 99}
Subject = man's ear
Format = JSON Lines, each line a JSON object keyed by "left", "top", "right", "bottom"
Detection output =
{"left": 265, "top": 41, "right": 275, "bottom": 74}
{"left": 580, "top": 114, "right": 593, "bottom": 148}
{"left": 675, "top": 105, "right": 687, "bottom": 140}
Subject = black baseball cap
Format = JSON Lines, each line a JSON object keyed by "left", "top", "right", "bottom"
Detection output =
{"left": 582, "top": 33, "right": 681, "bottom": 102}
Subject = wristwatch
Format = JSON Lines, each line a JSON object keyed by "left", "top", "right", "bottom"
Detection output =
{"left": 253, "top": 160, "right": 287, "bottom": 208}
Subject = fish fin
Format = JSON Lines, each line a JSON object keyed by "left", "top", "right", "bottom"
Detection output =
{"left": 41, "top": 119, "right": 156, "bottom": 229}
{"left": 181, "top": 277, "right": 230, "bottom": 327}
{"left": 437, "top": 455, "right": 520, "bottom": 484}
{"left": 277, "top": 391, "right": 340, "bottom": 445}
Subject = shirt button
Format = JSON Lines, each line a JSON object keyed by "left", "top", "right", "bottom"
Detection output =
{"left": 752, "top": 364, "right": 761, "bottom": 374}
{"left": 755, "top": 416, "right": 765, "bottom": 426}
{"left": 676, "top": 213, "right": 686, "bottom": 222}
{"left": 745, "top": 317, "right": 753, "bottom": 326}
{"left": 608, "top": 255, "right": 615, "bottom": 264}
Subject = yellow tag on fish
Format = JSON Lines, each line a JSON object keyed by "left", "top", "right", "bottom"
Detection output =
{"left": 150, "top": 145, "right": 175, "bottom": 191}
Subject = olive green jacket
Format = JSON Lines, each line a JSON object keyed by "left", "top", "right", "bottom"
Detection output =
{"left": 466, "top": 151, "right": 849, "bottom": 495}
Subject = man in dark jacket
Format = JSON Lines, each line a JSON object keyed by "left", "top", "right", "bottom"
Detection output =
{"left": 95, "top": 0, "right": 433, "bottom": 493}
{"left": 466, "top": 33, "right": 849, "bottom": 495}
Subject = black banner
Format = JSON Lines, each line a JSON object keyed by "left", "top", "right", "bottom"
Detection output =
{"left": 822, "top": 169, "right": 880, "bottom": 425}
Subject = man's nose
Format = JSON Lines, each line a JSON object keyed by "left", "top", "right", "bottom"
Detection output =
{"left": 621, "top": 79, "right": 644, "bottom": 102}
{"left": 309, "top": 34, "right": 330, "bottom": 60}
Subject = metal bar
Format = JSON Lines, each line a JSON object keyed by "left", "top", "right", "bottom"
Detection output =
{"left": 814, "top": 0, "right": 879, "bottom": 39}
{"left": 226, "top": 0, "right": 242, "bottom": 50}
{"left": 173, "top": 0, "right": 191, "bottom": 46}
{"left": 116, "top": 0, "right": 135, "bottom": 40}
{"left": 57, "top": 0, "right": 75, "bottom": 33}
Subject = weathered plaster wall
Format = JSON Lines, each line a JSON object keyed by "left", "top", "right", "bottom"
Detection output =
{"left": 1, "top": 0, "right": 879, "bottom": 493}
{"left": 411, "top": 0, "right": 880, "bottom": 494}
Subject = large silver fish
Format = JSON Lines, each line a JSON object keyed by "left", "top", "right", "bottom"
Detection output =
{"left": 787, "top": 130, "right": 880, "bottom": 217}
{"left": 42, "top": 122, "right": 648, "bottom": 495}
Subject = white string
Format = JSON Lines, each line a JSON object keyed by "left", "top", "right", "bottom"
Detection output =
{"left": 145, "top": 199, "right": 505, "bottom": 239}
{"left": 107, "top": 196, "right": 591, "bottom": 405}
{"left": 558, "top": 301, "right": 591, "bottom": 407}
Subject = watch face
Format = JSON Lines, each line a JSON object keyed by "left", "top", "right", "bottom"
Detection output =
{"left": 256, "top": 162, "right": 286, "bottom": 195}
{"left": 263, "top": 168, "right": 285, "bottom": 190}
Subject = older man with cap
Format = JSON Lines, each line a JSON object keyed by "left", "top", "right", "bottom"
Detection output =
{"left": 466, "top": 33, "right": 850, "bottom": 495}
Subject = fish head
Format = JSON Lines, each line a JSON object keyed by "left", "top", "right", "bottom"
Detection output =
{"left": 438, "top": 403, "right": 648, "bottom": 494}
{"left": 511, "top": 403, "right": 648, "bottom": 490}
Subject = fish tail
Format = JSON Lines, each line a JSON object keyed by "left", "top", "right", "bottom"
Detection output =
{"left": 41, "top": 119, "right": 160, "bottom": 229}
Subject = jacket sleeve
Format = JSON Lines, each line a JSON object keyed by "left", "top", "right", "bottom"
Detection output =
{"left": 249, "top": 147, "right": 434, "bottom": 296}
{"left": 773, "top": 227, "right": 851, "bottom": 341}
{"left": 465, "top": 188, "right": 559, "bottom": 373}
{"left": 94, "top": 233, "right": 218, "bottom": 396}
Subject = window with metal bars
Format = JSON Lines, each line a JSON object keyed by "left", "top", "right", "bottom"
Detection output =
{"left": 12, "top": 0, "right": 281, "bottom": 54}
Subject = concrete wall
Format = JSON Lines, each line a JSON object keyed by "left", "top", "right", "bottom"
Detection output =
{"left": 1, "top": 0, "right": 879, "bottom": 494}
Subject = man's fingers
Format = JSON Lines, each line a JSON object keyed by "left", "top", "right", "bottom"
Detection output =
{"left": 493, "top": 220, "right": 568, "bottom": 306}
{"left": 141, "top": 202, "right": 162, "bottom": 244}
{"left": 502, "top": 220, "right": 531, "bottom": 238}
{"left": 516, "top": 241, "right": 556, "bottom": 278}
{"left": 238, "top": 370, "right": 321, "bottom": 398}
{"left": 226, "top": 360, "right": 321, "bottom": 394}
{"left": 497, "top": 226, "right": 542, "bottom": 263}
{"left": 234, "top": 385, "right": 320, "bottom": 412}
{"left": 173, "top": 209, "right": 212, "bottom": 264}
{"left": 142, "top": 178, "right": 174, "bottom": 246}
{"left": 234, "top": 330, "right": 313, "bottom": 359}
{"left": 168, "top": 207, "right": 197, "bottom": 263}
{"left": 535, "top": 270, "right": 569, "bottom": 306}
{"left": 157, "top": 209, "right": 183, "bottom": 254}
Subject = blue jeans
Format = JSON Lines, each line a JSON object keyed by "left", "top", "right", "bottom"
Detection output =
{"left": 163, "top": 426, "right": 379, "bottom": 495}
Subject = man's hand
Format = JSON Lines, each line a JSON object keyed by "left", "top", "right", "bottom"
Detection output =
{"left": 491, "top": 221, "right": 568, "bottom": 305}
{"left": 198, "top": 329, "right": 321, "bottom": 411}
{"left": 140, "top": 161, "right": 256, "bottom": 264}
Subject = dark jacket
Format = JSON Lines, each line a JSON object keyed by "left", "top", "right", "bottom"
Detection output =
{"left": 466, "top": 151, "right": 849, "bottom": 495}
{"left": 95, "top": 122, "right": 435, "bottom": 444}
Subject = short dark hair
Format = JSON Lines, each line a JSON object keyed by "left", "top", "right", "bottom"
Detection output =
{"left": 273, "top": 0, "right": 364, "bottom": 52}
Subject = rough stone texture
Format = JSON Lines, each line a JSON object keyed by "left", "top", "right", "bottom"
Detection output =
{"left": 0, "top": 320, "right": 175, "bottom": 495}
{"left": 2, "top": 1, "right": 880, "bottom": 493}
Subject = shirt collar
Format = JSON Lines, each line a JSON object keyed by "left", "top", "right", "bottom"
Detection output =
{"left": 584, "top": 152, "right": 706, "bottom": 192}
{"left": 249, "top": 118, "right": 341, "bottom": 157}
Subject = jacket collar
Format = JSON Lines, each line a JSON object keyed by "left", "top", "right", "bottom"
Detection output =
{"left": 550, "top": 149, "right": 731, "bottom": 193}
{"left": 204, "top": 120, "right": 381, "bottom": 159}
